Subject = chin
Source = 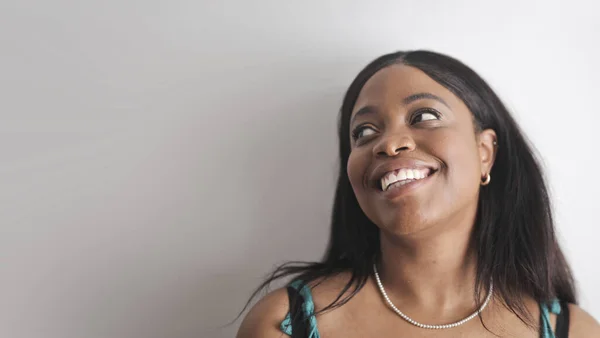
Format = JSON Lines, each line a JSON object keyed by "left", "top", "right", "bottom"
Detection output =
{"left": 377, "top": 210, "right": 435, "bottom": 236}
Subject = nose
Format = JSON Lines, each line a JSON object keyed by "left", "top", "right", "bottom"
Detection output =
{"left": 373, "top": 132, "right": 416, "bottom": 157}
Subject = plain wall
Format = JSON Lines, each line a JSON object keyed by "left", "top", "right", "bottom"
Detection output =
{"left": 1, "top": 1, "right": 598, "bottom": 337}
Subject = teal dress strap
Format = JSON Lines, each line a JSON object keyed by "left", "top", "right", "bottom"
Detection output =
{"left": 540, "top": 298, "right": 562, "bottom": 338}
{"left": 280, "top": 280, "right": 321, "bottom": 338}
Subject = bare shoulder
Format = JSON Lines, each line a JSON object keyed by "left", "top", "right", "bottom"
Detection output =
{"left": 569, "top": 303, "right": 600, "bottom": 337}
{"left": 236, "top": 272, "right": 364, "bottom": 338}
{"left": 308, "top": 271, "right": 361, "bottom": 311}
{"left": 236, "top": 287, "right": 289, "bottom": 338}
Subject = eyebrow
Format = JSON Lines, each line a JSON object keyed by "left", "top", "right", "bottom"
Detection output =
{"left": 403, "top": 92, "right": 450, "bottom": 108}
{"left": 350, "top": 92, "right": 451, "bottom": 125}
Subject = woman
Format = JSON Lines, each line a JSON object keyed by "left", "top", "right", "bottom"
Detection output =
{"left": 237, "top": 50, "right": 600, "bottom": 337}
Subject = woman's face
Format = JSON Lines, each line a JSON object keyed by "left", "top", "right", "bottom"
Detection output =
{"left": 347, "top": 65, "right": 496, "bottom": 235}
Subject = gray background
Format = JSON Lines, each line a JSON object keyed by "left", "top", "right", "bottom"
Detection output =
{"left": 1, "top": 1, "right": 598, "bottom": 337}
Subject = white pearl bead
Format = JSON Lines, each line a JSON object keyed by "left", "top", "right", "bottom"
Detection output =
{"left": 373, "top": 263, "right": 493, "bottom": 330}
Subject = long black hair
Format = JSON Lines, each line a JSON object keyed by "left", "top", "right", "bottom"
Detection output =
{"left": 241, "top": 50, "right": 577, "bottom": 328}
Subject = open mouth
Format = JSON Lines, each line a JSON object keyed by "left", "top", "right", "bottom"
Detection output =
{"left": 379, "top": 167, "right": 437, "bottom": 191}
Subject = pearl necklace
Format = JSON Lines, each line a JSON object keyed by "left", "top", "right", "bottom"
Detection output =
{"left": 373, "top": 264, "right": 493, "bottom": 329}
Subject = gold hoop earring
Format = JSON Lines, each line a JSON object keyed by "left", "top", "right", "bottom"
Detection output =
{"left": 481, "top": 173, "right": 491, "bottom": 186}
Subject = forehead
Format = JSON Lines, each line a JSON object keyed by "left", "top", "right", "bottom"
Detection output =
{"left": 353, "top": 64, "right": 463, "bottom": 113}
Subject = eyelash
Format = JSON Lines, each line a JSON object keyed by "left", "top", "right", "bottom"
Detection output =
{"left": 351, "top": 108, "right": 441, "bottom": 141}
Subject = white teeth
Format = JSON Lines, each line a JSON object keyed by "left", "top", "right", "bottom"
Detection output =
{"left": 412, "top": 170, "right": 420, "bottom": 179}
{"left": 415, "top": 170, "right": 423, "bottom": 179}
{"left": 380, "top": 168, "right": 431, "bottom": 191}
{"left": 397, "top": 170, "right": 407, "bottom": 181}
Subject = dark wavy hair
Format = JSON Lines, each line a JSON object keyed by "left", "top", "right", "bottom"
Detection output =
{"left": 241, "top": 50, "right": 577, "bottom": 328}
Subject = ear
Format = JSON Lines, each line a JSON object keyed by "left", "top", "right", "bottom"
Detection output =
{"left": 478, "top": 129, "right": 497, "bottom": 176}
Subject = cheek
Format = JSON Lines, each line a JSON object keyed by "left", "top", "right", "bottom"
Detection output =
{"left": 347, "top": 148, "right": 382, "bottom": 224}
{"left": 347, "top": 146, "right": 379, "bottom": 214}
{"left": 346, "top": 149, "right": 366, "bottom": 190}
{"left": 435, "top": 133, "right": 481, "bottom": 195}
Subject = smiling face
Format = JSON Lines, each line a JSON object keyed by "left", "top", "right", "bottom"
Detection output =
{"left": 347, "top": 64, "right": 496, "bottom": 236}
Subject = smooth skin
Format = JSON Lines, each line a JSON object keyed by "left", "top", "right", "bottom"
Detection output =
{"left": 237, "top": 65, "right": 600, "bottom": 337}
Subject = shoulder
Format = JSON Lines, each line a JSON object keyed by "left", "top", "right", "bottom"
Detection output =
{"left": 568, "top": 303, "right": 600, "bottom": 337}
{"left": 308, "top": 271, "right": 365, "bottom": 312}
{"left": 236, "top": 287, "right": 290, "bottom": 338}
{"left": 236, "top": 272, "right": 366, "bottom": 338}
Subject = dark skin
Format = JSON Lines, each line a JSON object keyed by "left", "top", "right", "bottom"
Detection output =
{"left": 346, "top": 64, "right": 496, "bottom": 321}
{"left": 237, "top": 65, "right": 600, "bottom": 338}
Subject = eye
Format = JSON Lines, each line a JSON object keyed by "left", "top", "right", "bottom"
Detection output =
{"left": 412, "top": 109, "right": 440, "bottom": 123}
{"left": 351, "top": 125, "right": 378, "bottom": 141}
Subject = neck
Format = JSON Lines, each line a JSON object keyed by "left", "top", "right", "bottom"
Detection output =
{"left": 376, "top": 211, "right": 484, "bottom": 314}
